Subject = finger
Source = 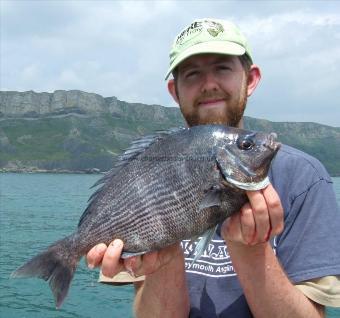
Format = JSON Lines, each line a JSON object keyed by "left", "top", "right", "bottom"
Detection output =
{"left": 137, "top": 243, "right": 183, "bottom": 276}
{"left": 101, "top": 239, "right": 124, "bottom": 277}
{"left": 131, "top": 251, "right": 160, "bottom": 277}
{"left": 124, "top": 256, "right": 143, "bottom": 277}
{"left": 87, "top": 243, "right": 107, "bottom": 269}
{"left": 221, "top": 212, "right": 243, "bottom": 242}
{"left": 240, "top": 203, "right": 256, "bottom": 244}
{"left": 247, "top": 190, "right": 270, "bottom": 243}
{"left": 262, "top": 185, "right": 284, "bottom": 237}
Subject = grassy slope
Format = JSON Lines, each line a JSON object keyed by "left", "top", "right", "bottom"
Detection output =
{"left": 0, "top": 113, "right": 184, "bottom": 171}
{"left": 244, "top": 117, "right": 340, "bottom": 176}
{"left": 1, "top": 114, "right": 339, "bottom": 175}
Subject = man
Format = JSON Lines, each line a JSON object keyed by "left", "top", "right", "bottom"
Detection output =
{"left": 87, "top": 18, "right": 340, "bottom": 317}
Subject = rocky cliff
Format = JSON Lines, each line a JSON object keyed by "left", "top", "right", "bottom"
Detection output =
{"left": 0, "top": 90, "right": 181, "bottom": 123}
{"left": 0, "top": 90, "right": 109, "bottom": 116}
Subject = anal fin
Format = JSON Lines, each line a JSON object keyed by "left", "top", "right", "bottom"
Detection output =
{"left": 121, "top": 251, "right": 148, "bottom": 259}
{"left": 191, "top": 225, "right": 218, "bottom": 264}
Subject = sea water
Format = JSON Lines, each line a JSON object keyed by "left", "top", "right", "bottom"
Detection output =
{"left": 0, "top": 173, "right": 133, "bottom": 318}
{"left": 0, "top": 173, "right": 339, "bottom": 318}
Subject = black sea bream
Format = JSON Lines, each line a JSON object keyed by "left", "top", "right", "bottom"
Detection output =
{"left": 12, "top": 124, "right": 280, "bottom": 308}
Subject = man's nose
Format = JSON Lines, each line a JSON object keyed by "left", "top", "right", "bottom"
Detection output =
{"left": 201, "top": 71, "right": 219, "bottom": 92}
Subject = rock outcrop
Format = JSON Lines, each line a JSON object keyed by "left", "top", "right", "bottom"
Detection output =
{"left": 0, "top": 90, "right": 108, "bottom": 117}
{"left": 0, "top": 90, "right": 181, "bottom": 123}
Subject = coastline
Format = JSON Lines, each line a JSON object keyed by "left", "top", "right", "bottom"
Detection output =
{"left": 0, "top": 168, "right": 103, "bottom": 174}
{"left": 1, "top": 169, "right": 338, "bottom": 177}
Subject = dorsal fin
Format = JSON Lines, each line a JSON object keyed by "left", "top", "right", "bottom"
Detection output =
{"left": 78, "top": 127, "right": 186, "bottom": 227}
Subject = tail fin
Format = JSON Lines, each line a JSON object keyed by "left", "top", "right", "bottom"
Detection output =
{"left": 11, "top": 235, "right": 79, "bottom": 309}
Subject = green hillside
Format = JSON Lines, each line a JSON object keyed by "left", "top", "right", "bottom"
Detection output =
{"left": 0, "top": 112, "right": 185, "bottom": 172}
{"left": 244, "top": 117, "right": 340, "bottom": 176}
{"left": 1, "top": 113, "right": 339, "bottom": 176}
{"left": 1, "top": 90, "right": 339, "bottom": 176}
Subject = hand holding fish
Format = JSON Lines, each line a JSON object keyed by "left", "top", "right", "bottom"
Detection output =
{"left": 87, "top": 240, "right": 183, "bottom": 278}
{"left": 87, "top": 240, "right": 125, "bottom": 277}
{"left": 221, "top": 184, "right": 284, "bottom": 245}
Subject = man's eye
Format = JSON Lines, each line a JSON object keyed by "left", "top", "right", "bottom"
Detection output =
{"left": 185, "top": 70, "right": 199, "bottom": 78}
{"left": 217, "top": 65, "right": 232, "bottom": 71}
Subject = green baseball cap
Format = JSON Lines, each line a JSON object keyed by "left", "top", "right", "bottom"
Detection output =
{"left": 165, "top": 18, "right": 253, "bottom": 80}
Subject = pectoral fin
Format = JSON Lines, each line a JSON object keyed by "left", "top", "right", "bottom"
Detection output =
{"left": 199, "top": 189, "right": 221, "bottom": 210}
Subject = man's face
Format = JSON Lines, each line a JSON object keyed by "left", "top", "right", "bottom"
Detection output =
{"left": 170, "top": 54, "right": 249, "bottom": 127}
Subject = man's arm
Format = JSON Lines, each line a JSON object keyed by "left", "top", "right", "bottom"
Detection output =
{"left": 87, "top": 241, "right": 189, "bottom": 318}
{"left": 133, "top": 244, "right": 189, "bottom": 318}
{"left": 226, "top": 241, "right": 324, "bottom": 317}
{"left": 222, "top": 185, "right": 325, "bottom": 318}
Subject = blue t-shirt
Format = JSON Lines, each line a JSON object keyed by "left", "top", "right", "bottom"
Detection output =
{"left": 181, "top": 144, "right": 340, "bottom": 317}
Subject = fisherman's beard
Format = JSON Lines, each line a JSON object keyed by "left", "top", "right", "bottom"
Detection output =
{"left": 182, "top": 85, "right": 248, "bottom": 128}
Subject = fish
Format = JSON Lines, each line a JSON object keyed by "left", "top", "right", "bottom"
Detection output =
{"left": 11, "top": 124, "right": 280, "bottom": 308}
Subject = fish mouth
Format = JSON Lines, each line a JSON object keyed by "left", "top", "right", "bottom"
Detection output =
{"left": 222, "top": 176, "right": 271, "bottom": 191}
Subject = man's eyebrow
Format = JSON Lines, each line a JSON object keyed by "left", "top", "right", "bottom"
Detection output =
{"left": 178, "top": 62, "right": 198, "bottom": 73}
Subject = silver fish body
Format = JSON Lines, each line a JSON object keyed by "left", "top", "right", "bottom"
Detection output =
{"left": 11, "top": 124, "right": 280, "bottom": 308}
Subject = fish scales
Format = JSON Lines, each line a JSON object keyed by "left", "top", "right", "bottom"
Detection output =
{"left": 83, "top": 162, "right": 203, "bottom": 248}
{"left": 11, "top": 124, "right": 280, "bottom": 308}
{"left": 72, "top": 156, "right": 205, "bottom": 253}
{"left": 86, "top": 182, "right": 189, "bottom": 242}
{"left": 92, "top": 168, "right": 190, "bottom": 231}
{"left": 93, "top": 163, "right": 182, "bottom": 222}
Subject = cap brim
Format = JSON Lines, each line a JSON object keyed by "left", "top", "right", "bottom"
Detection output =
{"left": 165, "top": 41, "right": 246, "bottom": 80}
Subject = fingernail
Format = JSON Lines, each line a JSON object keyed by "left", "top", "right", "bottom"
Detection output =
{"left": 112, "top": 239, "right": 122, "bottom": 249}
{"left": 95, "top": 244, "right": 106, "bottom": 253}
{"left": 107, "top": 244, "right": 117, "bottom": 257}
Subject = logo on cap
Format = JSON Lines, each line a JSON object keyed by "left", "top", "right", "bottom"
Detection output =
{"left": 206, "top": 21, "right": 224, "bottom": 37}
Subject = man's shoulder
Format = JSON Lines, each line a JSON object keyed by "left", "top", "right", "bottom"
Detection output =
{"left": 272, "top": 144, "right": 332, "bottom": 182}
{"left": 269, "top": 144, "right": 333, "bottom": 204}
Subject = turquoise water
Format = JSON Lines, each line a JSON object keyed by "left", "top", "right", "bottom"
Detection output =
{"left": 0, "top": 173, "right": 339, "bottom": 317}
{"left": 0, "top": 173, "right": 134, "bottom": 318}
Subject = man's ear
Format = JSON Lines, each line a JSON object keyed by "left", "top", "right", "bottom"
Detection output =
{"left": 247, "top": 65, "right": 261, "bottom": 97}
{"left": 168, "top": 79, "right": 180, "bottom": 104}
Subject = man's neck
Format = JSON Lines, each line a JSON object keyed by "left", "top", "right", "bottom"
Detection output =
{"left": 237, "top": 118, "right": 244, "bottom": 129}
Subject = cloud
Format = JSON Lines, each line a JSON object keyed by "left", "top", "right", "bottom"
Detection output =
{"left": 236, "top": 10, "right": 340, "bottom": 126}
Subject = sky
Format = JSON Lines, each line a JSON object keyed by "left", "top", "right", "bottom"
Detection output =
{"left": 1, "top": 0, "right": 340, "bottom": 127}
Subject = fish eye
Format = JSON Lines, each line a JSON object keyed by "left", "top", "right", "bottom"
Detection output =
{"left": 237, "top": 137, "right": 255, "bottom": 150}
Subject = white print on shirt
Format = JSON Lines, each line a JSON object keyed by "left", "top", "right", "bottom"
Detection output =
{"left": 181, "top": 237, "right": 277, "bottom": 278}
